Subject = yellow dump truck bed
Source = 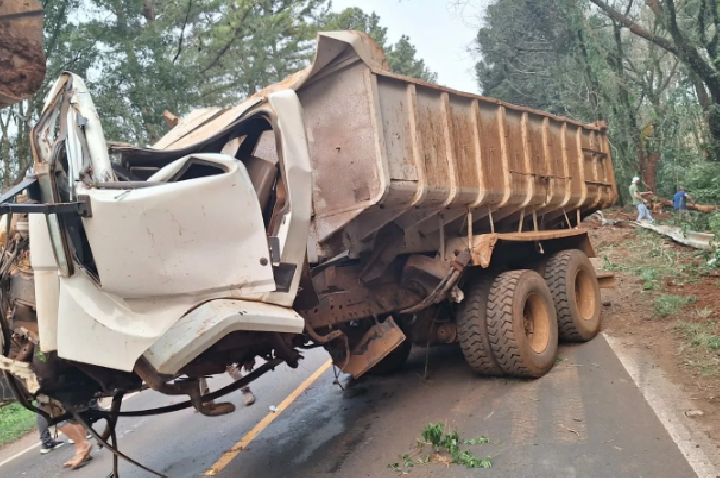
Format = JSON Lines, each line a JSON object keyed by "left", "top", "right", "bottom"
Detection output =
{"left": 291, "top": 33, "right": 617, "bottom": 261}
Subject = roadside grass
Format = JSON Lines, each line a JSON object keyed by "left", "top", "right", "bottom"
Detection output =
{"left": 0, "top": 403, "right": 36, "bottom": 446}
{"left": 654, "top": 294, "right": 697, "bottom": 318}
{"left": 675, "top": 319, "right": 720, "bottom": 375}
{"left": 600, "top": 229, "right": 701, "bottom": 289}
{"left": 600, "top": 230, "right": 705, "bottom": 313}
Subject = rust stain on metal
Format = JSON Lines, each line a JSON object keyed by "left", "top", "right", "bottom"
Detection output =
{"left": 597, "top": 272, "right": 615, "bottom": 289}
{"left": 0, "top": 0, "right": 46, "bottom": 108}
{"left": 472, "top": 234, "right": 498, "bottom": 268}
{"left": 436, "top": 323, "right": 457, "bottom": 343}
{"left": 341, "top": 316, "right": 406, "bottom": 378}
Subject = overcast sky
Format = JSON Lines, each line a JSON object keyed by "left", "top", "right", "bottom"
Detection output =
{"left": 329, "top": 0, "right": 488, "bottom": 94}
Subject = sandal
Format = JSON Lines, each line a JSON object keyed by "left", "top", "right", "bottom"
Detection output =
{"left": 64, "top": 443, "right": 92, "bottom": 469}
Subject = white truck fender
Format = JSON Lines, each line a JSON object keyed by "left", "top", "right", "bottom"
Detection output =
{"left": 142, "top": 299, "right": 305, "bottom": 375}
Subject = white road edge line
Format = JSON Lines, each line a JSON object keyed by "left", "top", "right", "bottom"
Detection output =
{"left": 0, "top": 391, "right": 141, "bottom": 468}
{"left": 0, "top": 441, "right": 41, "bottom": 468}
{"left": 604, "top": 333, "right": 719, "bottom": 478}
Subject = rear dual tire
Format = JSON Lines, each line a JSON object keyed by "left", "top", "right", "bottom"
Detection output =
{"left": 459, "top": 270, "right": 559, "bottom": 378}
{"left": 486, "top": 270, "right": 559, "bottom": 378}
{"left": 544, "top": 250, "right": 602, "bottom": 342}
{"left": 457, "top": 278, "right": 504, "bottom": 375}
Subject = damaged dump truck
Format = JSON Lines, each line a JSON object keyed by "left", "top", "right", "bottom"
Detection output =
{"left": 0, "top": 31, "right": 616, "bottom": 469}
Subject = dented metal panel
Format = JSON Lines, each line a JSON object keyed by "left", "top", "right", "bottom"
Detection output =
{"left": 144, "top": 299, "right": 305, "bottom": 375}
{"left": 291, "top": 35, "right": 617, "bottom": 255}
{"left": 340, "top": 317, "right": 406, "bottom": 379}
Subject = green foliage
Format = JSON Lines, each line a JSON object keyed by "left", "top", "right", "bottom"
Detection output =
{"left": 322, "top": 7, "right": 388, "bottom": 46}
{"left": 671, "top": 163, "right": 720, "bottom": 205}
{"left": 417, "top": 422, "right": 493, "bottom": 470}
{"left": 464, "top": 436, "right": 490, "bottom": 445}
{"left": 654, "top": 294, "right": 697, "bottom": 318}
{"left": 324, "top": 9, "right": 437, "bottom": 82}
{"left": 475, "top": 0, "right": 717, "bottom": 206}
{"left": 660, "top": 210, "right": 720, "bottom": 233}
{"left": 0, "top": 1, "right": 436, "bottom": 180}
{"left": 82, "top": 0, "right": 331, "bottom": 143}
{"left": 675, "top": 320, "right": 720, "bottom": 375}
{"left": 0, "top": 403, "right": 36, "bottom": 446}
{"left": 641, "top": 271, "right": 657, "bottom": 290}
{"left": 476, "top": 0, "right": 587, "bottom": 116}
{"left": 675, "top": 320, "right": 720, "bottom": 374}
{"left": 420, "top": 422, "right": 444, "bottom": 446}
{"left": 386, "top": 35, "right": 438, "bottom": 83}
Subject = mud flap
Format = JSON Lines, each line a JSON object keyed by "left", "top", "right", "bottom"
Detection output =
{"left": 341, "top": 317, "right": 406, "bottom": 379}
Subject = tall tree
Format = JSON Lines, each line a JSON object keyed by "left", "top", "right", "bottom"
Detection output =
{"left": 386, "top": 35, "right": 438, "bottom": 83}
{"left": 324, "top": 7, "right": 437, "bottom": 82}
{"left": 85, "top": 0, "right": 329, "bottom": 144}
{"left": 1, "top": 0, "right": 439, "bottom": 183}
{"left": 588, "top": 0, "right": 720, "bottom": 161}
{"left": 323, "top": 7, "right": 389, "bottom": 47}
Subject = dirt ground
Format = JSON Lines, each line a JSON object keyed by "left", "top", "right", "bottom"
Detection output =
{"left": 588, "top": 208, "right": 720, "bottom": 443}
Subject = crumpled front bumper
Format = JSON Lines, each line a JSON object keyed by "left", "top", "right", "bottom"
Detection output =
{"left": 143, "top": 299, "right": 305, "bottom": 375}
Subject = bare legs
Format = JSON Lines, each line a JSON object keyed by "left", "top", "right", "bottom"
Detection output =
{"left": 60, "top": 423, "right": 92, "bottom": 469}
{"left": 196, "top": 364, "right": 256, "bottom": 411}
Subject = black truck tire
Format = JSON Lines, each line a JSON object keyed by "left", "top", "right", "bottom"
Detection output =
{"left": 544, "top": 249, "right": 602, "bottom": 342}
{"left": 457, "top": 277, "right": 504, "bottom": 375}
{"left": 487, "top": 270, "right": 558, "bottom": 378}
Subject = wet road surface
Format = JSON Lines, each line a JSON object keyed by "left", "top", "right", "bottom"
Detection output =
{"left": 0, "top": 336, "right": 701, "bottom": 477}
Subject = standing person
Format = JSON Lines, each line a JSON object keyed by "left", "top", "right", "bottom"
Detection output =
{"left": 227, "top": 363, "right": 256, "bottom": 406}
{"left": 672, "top": 187, "right": 695, "bottom": 215}
{"left": 37, "top": 412, "right": 64, "bottom": 455}
{"left": 197, "top": 363, "right": 256, "bottom": 412}
{"left": 36, "top": 409, "right": 92, "bottom": 468}
{"left": 629, "top": 177, "right": 654, "bottom": 223}
{"left": 58, "top": 419, "right": 92, "bottom": 469}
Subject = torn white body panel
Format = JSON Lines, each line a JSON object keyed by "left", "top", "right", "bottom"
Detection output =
{"left": 56, "top": 269, "right": 200, "bottom": 371}
{"left": 261, "top": 91, "right": 313, "bottom": 307}
{"left": 81, "top": 154, "right": 275, "bottom": 299}
{"left": 28, "top": 214, "right": 59, "bottom": 352}
{"left": 63, "top": 75, "right": 114, "bottom": 186}
{"left": 144, "top": 299, "right": 305, "bottom": 375}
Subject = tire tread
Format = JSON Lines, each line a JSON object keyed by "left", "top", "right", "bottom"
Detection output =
{"left": 457, "top": 278, "right": 503, "bottom": 375}
{"left": 486, "top": 270, "right": 533, "bottom": 376}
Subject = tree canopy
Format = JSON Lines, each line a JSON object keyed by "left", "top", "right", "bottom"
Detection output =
{"left": 475, "top": 0, "right": 719, "bottom": 203}
{"left": 0, "top": 1, "right": 437, "bottom": 185}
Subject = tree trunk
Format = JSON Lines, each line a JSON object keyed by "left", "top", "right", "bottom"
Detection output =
{"left": 708, "top": 88, "right": 720, "bottom": 161}
{"left": 656, "top": 197, "right": 716, "bottom": 213}
{"left": 643, "top": 151, "right": 659, "bottom": 192}
{"left": 2, "top": 130, "right": 10, "bottom": 190}
{"left": 0, "top": 108, "right": 10, "bottom": 189}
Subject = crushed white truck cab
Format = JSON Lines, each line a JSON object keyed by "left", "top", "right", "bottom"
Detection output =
{"left": 0, "top": 32, "right": 615, "bottom": 462}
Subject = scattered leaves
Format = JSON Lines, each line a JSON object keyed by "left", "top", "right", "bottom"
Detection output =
{"left": 464, "top": 436, "right": 490, "bottom": 445}
{"left": 391, "top": 423, "right": 493, "bottom": 472}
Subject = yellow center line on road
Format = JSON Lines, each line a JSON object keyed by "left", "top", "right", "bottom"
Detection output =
{"left": 203, "top": 359, "right": 333, "bottom": 476}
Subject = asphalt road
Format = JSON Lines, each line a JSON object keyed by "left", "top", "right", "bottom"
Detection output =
{"left": 0, "top": 336, "right": 703, "bottom": 477}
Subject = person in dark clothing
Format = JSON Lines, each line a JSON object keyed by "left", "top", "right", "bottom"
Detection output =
{"left": 672, "top": 187, "right": 695, "bottom": 214}
{"left": 37, "top": 412, "right": 64, "bottom": 455}
{"left": 35, "top": 401, "right": 93, "bottom": 468}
